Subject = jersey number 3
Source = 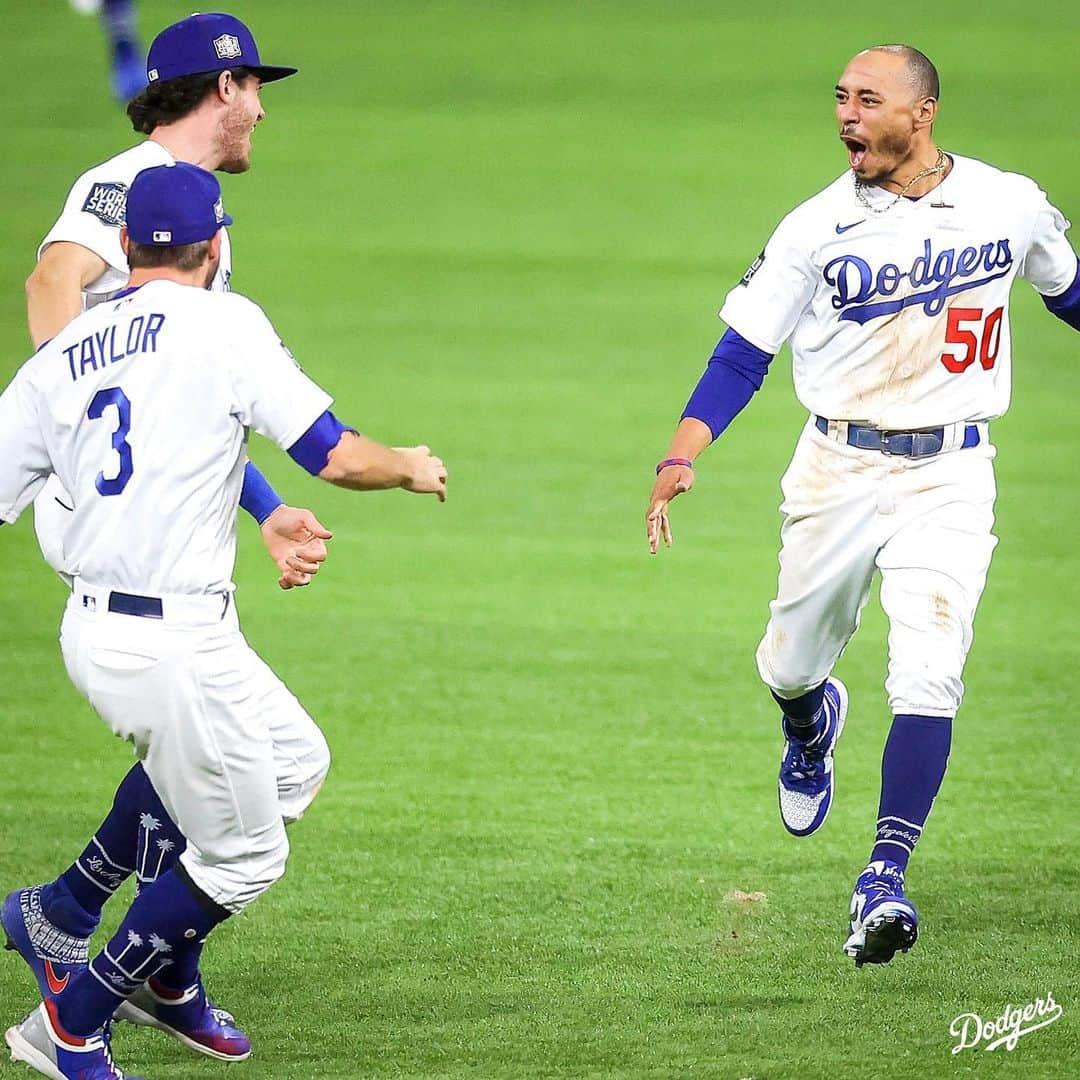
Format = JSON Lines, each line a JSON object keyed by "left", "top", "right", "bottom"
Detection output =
{"left": 87, "top": 387, "right": 133, "bottom": 496}
{"left": 940, "top": 306, "right": 1004, "bottom": 373}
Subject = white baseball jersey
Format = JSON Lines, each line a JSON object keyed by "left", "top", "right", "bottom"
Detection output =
{"left": 35, "top": 140, "right": 235, "bottom": 576}
{"left": 0, "top": 281, "right": 330, "bottom": 595}
{"left": 39, "top": 139, "right": 233, "bottom": 306}
{"left": 720, "top": 153, "right": 1077, "bottom": 430}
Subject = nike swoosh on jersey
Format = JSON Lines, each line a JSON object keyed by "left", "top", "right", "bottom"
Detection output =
{"left": 44, "top": 960, "right": 70, "bottom": 995}
{"left": 835, "top": 220, "right": 865, "bottom": 234}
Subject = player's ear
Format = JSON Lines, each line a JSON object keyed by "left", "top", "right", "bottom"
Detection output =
{"left": 915, "top": 95, "right": 937, "bottom": 129}
{"left": 208, "top": 231, "right": 222, "bottom": 261}
{"left": 119, "top": 227, "right": 130, "bottom": 257}
{"left": 216, "top": 69, "right": 234, "bottom": 103}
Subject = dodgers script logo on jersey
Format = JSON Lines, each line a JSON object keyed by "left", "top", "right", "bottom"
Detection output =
{"left": 824, "top": 237, "right": 1014, "bottom": 325}
{"left": 82, "top": 182, "right": 128, "bottom": 227}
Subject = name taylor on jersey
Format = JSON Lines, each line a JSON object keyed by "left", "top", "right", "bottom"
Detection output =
{"left": 63, "top": 311, "right": 166, "bottom": 383}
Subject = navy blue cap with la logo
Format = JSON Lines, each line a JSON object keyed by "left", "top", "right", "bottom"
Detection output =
{"left": 146, "top": 12, "right": 298, "bottom": 86}
{"left": 126, "top": 163, "right": 234, "bottom": 246}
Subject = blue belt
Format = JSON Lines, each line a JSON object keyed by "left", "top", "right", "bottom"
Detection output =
{"left": 107, "top": 592, "right": 163, "bottom": 618}
{"left": 814, "top": 416, "right": 980, "bottom": 458}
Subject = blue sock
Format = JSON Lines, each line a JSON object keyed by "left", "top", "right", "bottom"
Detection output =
{"left": 154, "top": 936, "right": 206, "bottom": 996}
{"left": 102, "top": 0, "right": 139, "bottom": 63}
{"left": 871, "top": 713, "right": 953, "bottom": 872}
{"left": 773, "top": 682, "right": 827, "bottom": 742}
{"left": 41, "top": 764, "right": 186, "bottom": 936}
{"left": 55, "top": 867, "right": 228, "bottom": 1038}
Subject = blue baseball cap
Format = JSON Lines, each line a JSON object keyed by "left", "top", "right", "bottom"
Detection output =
{"left": 126, "top": 163, "right": 233, "bottom": 246}
{"left": 146, "top": 12, "right": 298, "bottom": 86}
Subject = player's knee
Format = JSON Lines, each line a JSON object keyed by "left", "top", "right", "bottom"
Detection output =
{"left": 756, "top": 632, "right": 829, "bottom": 700}
{"left": 279, "top": 729, "right": 331, "bottom": 824}
{"left": 179, "top": 827, "right": 290, "bottom": 913}
{"left": 262, "top": 830, "right": 291, "bottom": 891}
{"left": 887, "top": 668, "right": 964, "bottom": 717}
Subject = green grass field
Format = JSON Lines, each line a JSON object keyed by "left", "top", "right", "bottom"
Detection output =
{"left": 1, "top": 1, "right": 1078, "bottom": 1076}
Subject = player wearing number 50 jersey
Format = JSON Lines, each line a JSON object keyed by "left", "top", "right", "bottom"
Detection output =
{"left": 0, "top": 163, "right": 447, "bottom": 1079}
{"left": 646, "top": 45, "right": 1079, "bottom": 966}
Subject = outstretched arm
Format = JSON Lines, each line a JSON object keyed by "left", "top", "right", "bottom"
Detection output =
{"left": 645, "top": 328, "right": 773, "bottom": 554}
{"left": 319, "top": 434, "right": 447, "bottom": 499}
{"left": 285, "top": 411, "right": 447, "bottom": 500}
{"left": 646, "top": 418, "right": 713, "bottom": 555}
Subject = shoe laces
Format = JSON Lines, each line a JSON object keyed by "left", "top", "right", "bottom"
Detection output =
{"left": 99, "top": 1022, "right": 126, "bottom": 1080}
{"left": 861, "top": 864, "right": 905, "bottom": 901}
{"left": 780, "top": 738, "right": 829, "bottom": 792}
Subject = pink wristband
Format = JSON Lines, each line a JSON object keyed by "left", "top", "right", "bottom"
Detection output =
{"left": 656, "top": 458, "right": 693, "bottom": 475}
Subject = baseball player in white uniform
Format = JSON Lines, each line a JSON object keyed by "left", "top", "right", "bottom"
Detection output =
{"left": 2, "top": 12, "right": 333, "bottom": 1064}
{"left": 1, "top": 162, "right": 448, "bottom": 1080}
{"left": 646, "top": 45, "right": 1079, "bottom": 966}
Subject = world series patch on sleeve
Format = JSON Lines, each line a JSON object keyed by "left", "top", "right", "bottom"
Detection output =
{"left": 81, "top": 182, "right": 128, "bottom": 226}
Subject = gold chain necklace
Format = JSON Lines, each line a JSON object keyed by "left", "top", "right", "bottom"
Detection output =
{"left": 854, "top": 149, "right": 948, "bottom": 214}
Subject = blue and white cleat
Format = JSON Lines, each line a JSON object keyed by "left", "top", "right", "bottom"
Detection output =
{"left": 2, "top": 887, "right": 89, "bottom": 1002}
{"left": 117, "top": 978, "right": 251, "bottom": 1062}
{"left": 777, "top": 678, "right": 848, "bottom": 836}
{"left": 5, "top": 1002, "right": 141, "bottom": 1080}
{"left": 844, "top": 860, "right": 919, "bottom": 967}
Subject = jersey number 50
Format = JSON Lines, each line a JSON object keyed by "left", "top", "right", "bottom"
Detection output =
{"left": 940, "top": 306, "right": 1004, "bottom": 373}
{"left": 87, "top": 387, "right": 133, "bottom": 496}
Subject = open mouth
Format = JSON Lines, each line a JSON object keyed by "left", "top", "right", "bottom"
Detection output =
{"left": 842, "top": 136, "right": 867, "bottom": 170}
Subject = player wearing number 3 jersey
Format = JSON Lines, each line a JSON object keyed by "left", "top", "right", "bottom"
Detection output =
{"left": 2, "top": 15, "right": 337, "bottom": 1067}
{"left": 646, "top": 45, "right": 1079, "bottom": 966}
{"left": 0, "top": 163, "right": 448, "bottom": 1079}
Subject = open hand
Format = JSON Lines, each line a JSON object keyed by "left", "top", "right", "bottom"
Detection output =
{"left": 645, "top": 465, "right": 694, "bottom": 554}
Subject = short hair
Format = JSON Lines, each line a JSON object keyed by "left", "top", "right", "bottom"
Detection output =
{"left": 867, "top": 44, "right": 940, "bottom": 100}
{"left": 126, "top": 67, "right": 253, "bottom": 135}
{"left": 126, "top": 238, "right": 212, "bottom": 271}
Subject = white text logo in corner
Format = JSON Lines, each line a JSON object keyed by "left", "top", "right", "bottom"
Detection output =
{"left": 950, "top": 993, "right": 1062, "bottom": 1053}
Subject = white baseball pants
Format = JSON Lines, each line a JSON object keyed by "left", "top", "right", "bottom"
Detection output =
{"left": 60, "top": 581, "right": 329, "bottom": 913}
{"left": 756, "top": 418, "right": 998, "bottom": 717}
{"left": 36, "top": 476, "right": 329, "bottom": 823}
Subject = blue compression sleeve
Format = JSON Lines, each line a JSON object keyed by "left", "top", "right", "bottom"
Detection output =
{"left": 681, "top": 328, "right": 774, "bottom": 440}
{"left": 288, "top": 410, "right": 357, "bottom": 476}
{"left": 239, "top": 462, "right": 283, "bottom": 525}
{"left": 1043, "top": 259, "right": 1080, "bottom": 331}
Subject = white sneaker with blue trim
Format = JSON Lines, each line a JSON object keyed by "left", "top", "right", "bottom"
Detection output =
{"left": 777, "top": 678, "right": 847, "bottom": 836}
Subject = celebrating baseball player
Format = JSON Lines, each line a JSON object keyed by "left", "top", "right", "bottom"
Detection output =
{"left": 646, "top": 45, "right": 1079, "bottom": 965}
{"left": 0, "top": 162, "right": 448, "bottom": 1080}
{"left": 3, "top": 11, "right": 333, "bottom": 1065}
